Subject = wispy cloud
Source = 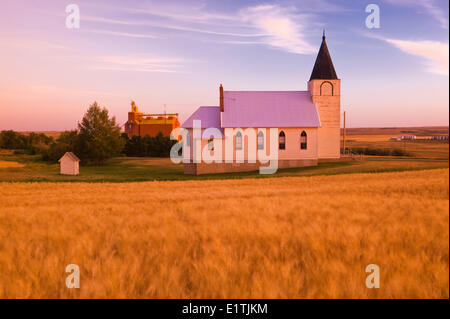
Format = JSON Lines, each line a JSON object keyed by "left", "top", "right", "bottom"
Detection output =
{"left": 383, "top": 0, "right": 448, "bottom": 29}
{"left": 238, "top": 5, "right": 316, "bottom": 54}
{"left": 4, "top": 38, "right": 69, "bottom": 51}
{"left": 126, "top": 4, "right": 242, "bottom": 25}
{"left": 83, "top": 2, "right": 322, "bottom": 55}
{"left": 385, "top": 38, "right": 449, "bottom": 75}
{"left": 87, "top": 29, "right": 158, "bottom": 39}
{"left": 82, "top": 15, "right": 267, "bottom": 37}
{"left": 364, "top": 30, "right": 449, "bottom": 75}
{"left": 421, "top": 0, "right": 449, "bottom": 29}
{"left": 25, "top": 84, "right": 127, "bottom": 98}
{"left": 90, "top": 56, "right": 184, "bottom": 73}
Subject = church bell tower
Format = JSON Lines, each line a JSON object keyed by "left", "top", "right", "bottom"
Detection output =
{"left": 308, "top": 31, "right": 341, "bottom": 159}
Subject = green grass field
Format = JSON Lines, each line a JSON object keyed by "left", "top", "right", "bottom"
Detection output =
{"left": 1, "top": 127, "right": 448, "bottom": 182}
{"left": 0, "top": 150, "right": 448, "bottom": 182}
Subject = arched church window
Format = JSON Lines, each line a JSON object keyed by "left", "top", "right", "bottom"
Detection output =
{"left": 236, "top": 132, "right": 242, "bottom": 150}
{"left": 257, "top": 131, "right": 264, "bottom": 150}
{"left": 300, "top": 131, "right": 307, "bottom": 150}
{"left": 185, "top": 131, "right": 191, "bottom": 147}
{"left": 208, "top": 137, "right": 214, "bottom": 151}
{"left": 320, "top": 81, "right": 334, "bottom": 96}
{"left": 279, "top": 131, "right": 286, "bottom": 150}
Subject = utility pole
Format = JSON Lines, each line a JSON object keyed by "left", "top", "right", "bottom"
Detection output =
{"left": 343, "top": 111, "right": 346, "bottom": 155}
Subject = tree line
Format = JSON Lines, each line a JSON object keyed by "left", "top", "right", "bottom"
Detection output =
{"left": 0, "top": 130, "right": 54, "bottom": 155}
{"left": 121, "top": 133, "right": 176, "bottom": 158}
{"left": 343, "top": 147, "right": 410, "bottom": 157}
{"left": 0, "top": 102, "right": 178, "bottom": 165}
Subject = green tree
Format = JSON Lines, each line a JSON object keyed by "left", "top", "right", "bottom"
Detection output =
{"left": 42, "top": 130, "right": 79, "bottom": 162}
{"left": 0, "top": 130, "right": 26, "bottom": 149}
{"left": 121, "top": 132, "right": 177, "bottom": 157}
{"left": 25, "top": 132, "right": 54, "bottom": 155}
{"left": 76, "top": 102, "right": 124, "bottom": 165}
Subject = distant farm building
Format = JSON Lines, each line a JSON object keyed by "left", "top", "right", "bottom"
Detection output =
{"left": 124, "top": 101, "right": 180, "bottom": 138}
{"left": 429, "top": 135, "right": 449, "bottom": 141}
{"left": 58, "top": 152, "right": 80, "bottom": 175}
{"left": 391, "top": 135, "right": 416, "bottom": 141}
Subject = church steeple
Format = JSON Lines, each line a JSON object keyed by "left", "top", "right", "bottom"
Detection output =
{"left": 309, "top": 31, "right": 338, "bottom": 80}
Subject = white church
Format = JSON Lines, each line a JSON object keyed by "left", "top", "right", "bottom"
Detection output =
{"left": 181, "top": 33, "right": 341, "bottom": 175}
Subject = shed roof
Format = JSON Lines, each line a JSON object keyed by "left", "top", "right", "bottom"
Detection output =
{"left": 221, "top": 91, "right": 321, "bottom": 128}
{"left": 58, "top": 152, "right": 80, "bottom": 162}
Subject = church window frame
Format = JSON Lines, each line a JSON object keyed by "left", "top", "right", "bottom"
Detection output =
{"left": 279, "top": 131, "right": 286, "bottom": 150}
{"left": 300, "top": 131, "right": 307, "bottom": 150}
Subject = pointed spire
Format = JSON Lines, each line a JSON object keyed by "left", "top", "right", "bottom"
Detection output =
{"left": 309, "top": 31, "right": 338, "bottom": 81}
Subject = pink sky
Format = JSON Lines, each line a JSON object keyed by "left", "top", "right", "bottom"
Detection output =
{"left": 0, "top": 0, "right": 448, "bottom": 131}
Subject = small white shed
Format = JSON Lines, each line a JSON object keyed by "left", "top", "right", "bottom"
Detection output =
{"left": 58, "top": 152, "right": 80, "bottom": 175}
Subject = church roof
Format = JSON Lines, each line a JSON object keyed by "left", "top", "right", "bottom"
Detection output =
{"left": 221, "top": 91, "right": 320, "bottom": 128}
{"left": 181, "top": 91, "right": 321, "bottom": 129}
{"left": 181, "top": 106, "right": 221, "bottom": 129}
{"left": 309, "top": 33, "right": 338, "bottom": 80}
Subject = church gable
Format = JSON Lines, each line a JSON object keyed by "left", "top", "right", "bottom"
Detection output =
{"left": 181, "top": 106, "right": 221, "bottom": 129}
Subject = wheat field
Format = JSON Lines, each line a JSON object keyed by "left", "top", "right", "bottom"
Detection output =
{"left": 0, "top": 160, "right": 24, "bottom": 168}
{"left": 0, "top": 169, "right": 448, "bottom": 298}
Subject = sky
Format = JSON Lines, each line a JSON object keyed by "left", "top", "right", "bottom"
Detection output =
{"left": 0, "top": 0, "right": 448, "bottom": 131}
